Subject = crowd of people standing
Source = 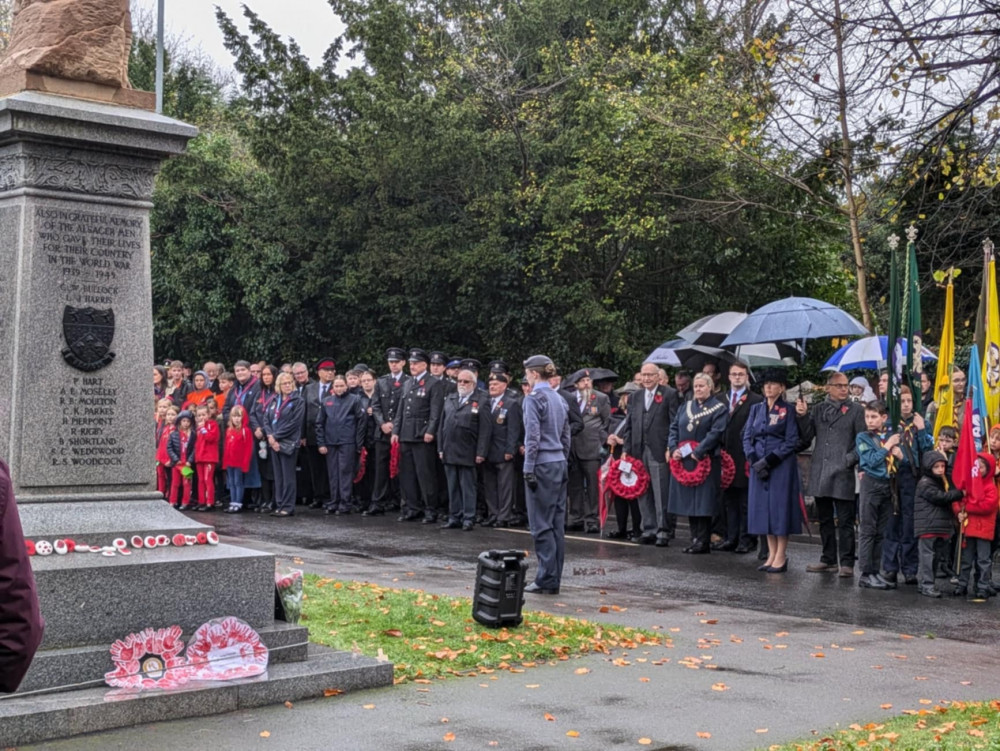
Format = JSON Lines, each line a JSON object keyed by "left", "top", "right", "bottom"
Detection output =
{"left": 153, "top": 350, "right": 998, "bottom": 599}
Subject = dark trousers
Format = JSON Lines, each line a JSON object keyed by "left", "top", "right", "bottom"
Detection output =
{"left": 882, "top": 471, "right": 918, "bottom": 576}
{"left": 815, "top": 495, "right": 857, "bottom": 567}
{"left": 324, "top": 445, "right": 355, "bottom": 510}
{"left": 370, "top": 440, "right": 395, "bottom": 511}
{"left": 483, "top": 460, "right": 516, "bottom": 522}
{"left": 445, "top": 464, "right": 477, "bottom": 523}
{"left": 614, "top": 497, "right": 641, "bottom": 535}
{"left": 306, "top": 445, "right": 330, "bottom": 504}
{"left": 272, "top": 449, "right": 299, "bottom": 513}
{"left": 918, "top": 536, "right": 947, "bottom": 590}
{"left": 722, "top": 485, "right": 752, "bottom": 546}
{"left": 526, "top": 461, "right": 568, "bottom": 590}
{"left": 857, "top": 476, "right": 893, "bottom": 576}
{"left": 568, "top": 457, "right": 600, "bottom": 527}
{"left": 689, "top": 515, "right": 713, "bottom": 547}
{"left": 958, "top": 537, "right": 993, "bottom": 594}
{"left": 513, "top": 453, "right": 527, "bottom": 520}
{"left": 354, "top": 445, "right": 375, "bottom": 506}
{"left": 400, "top": 441, "right": 439, "bottom": 518}
{"left": 295, "top": 445, "right": 313, "bottom": 501}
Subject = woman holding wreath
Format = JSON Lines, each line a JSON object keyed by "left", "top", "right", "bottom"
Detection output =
{"left": 742, "top": 369, "right": 801, "bottom": 573}
{"left": 668, "top": 372, "right": 729, "bottom": 553}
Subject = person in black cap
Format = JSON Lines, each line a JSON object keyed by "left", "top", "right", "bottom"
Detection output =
{"left": 393, "top": 348, "right": 444, "bottom": 522}
{"left": 365, "top": 347, "right": 409, "bottom": 516}
{"left": 565, "top": 369, "right": 610, "bottom": 534}
{"left": 428, "top": 351, "right": 455, "bottom": 513}
{"left": 483, "top": 370, "right": 523, "bottom": 527}
{"left": 438, "top": 369, "right": 492, "bottom": 530}
{"left": 429, "top": 352, "right": 452, "bottom": 385}
{"left": 521, "top": 355, "right": 571, "bottom": 595}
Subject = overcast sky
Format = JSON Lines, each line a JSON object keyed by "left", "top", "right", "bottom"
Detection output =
{"left": 132, "top": 0, "right": 344, "bottom": 71}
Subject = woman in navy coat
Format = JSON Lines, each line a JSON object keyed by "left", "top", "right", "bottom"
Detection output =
{"left": 743, "top": 369, "right": 801, "bottom": 573}
{"left": 263, "top": 372, "right": 305, "bottom": 517}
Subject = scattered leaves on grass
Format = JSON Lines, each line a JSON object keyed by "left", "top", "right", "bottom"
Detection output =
{"left": 696, "top": 731, "right": 711, "bottom": 738}
{"left": 711, "top": 683, "right": 729, "bottom": 691}
{"left": 283, "top": 701, "right": 293, "bottom": 709}
{"left": 363, "top": 704, "right": 375, "bottom": 710}
{"left": 545, "top": 713, "right": 556, "bottom": 722}
{"left": 638, "top": 739, "right": 652, "bottom": 745}
{"left": 259, "top": 731, "right": 270, "bottom": 738}
{"left": 566, "top": 730, "right": 580, "bottom": 737}
{"left": 443, "top": 732, "right": 455, "bottom": 742}
{"left": 880, "top": 704, "right": 893, "bottom": 709}
{"left": 574, "top": 667, "right": 590, "bottom": 675}
{"left": 323, "top": 688, "right": 342, "bottom": 697}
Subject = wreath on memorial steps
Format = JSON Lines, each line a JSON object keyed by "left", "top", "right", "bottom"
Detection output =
{"left": 605, "top": 455, "right": 650, "bottom": 499}
{"left": 669, "top": 441, "right": 712, "bottom": 487}
{"left": 720, "top": 450, "right": 736, "bottom": 490}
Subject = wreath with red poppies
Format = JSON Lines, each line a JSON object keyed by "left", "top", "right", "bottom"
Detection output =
{"left": 389, "top": 441, "right": 400, "bottom": 479}
{"left": 720, "top": 450, "right": 736, "bottom": 490}
{"left": 669, "top": 440, "right": 712, "bottom": 487}
{"left": 605, "top": 456, "right": 650, "bottom": 499}
{"left": 354, "top": 447, "right": 367, "bottom": 484}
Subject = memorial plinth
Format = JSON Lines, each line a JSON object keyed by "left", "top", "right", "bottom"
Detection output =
{"left": 0, "top": 92, "right": 391, "bottom": 744}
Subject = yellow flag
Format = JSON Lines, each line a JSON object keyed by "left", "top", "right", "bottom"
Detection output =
{"left": 982, "top": 254, "right": 1000, "bottom": 427}
{"left": 933, "top": 280, "right": 956, "bottom": 440}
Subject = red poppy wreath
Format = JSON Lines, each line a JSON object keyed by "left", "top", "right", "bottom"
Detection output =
{"left": 720, "top": 450, "right": 736, "bottom": 490}
{"left": 669, "top": 441, "right": 711, "bottom": 487}
{"left": 606, "top": 456, "right": 650, "bottom": 499}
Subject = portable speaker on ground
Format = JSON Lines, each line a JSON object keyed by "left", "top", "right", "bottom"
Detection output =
{"left": 472, "top": 549, "right": 528, "bottom": 628}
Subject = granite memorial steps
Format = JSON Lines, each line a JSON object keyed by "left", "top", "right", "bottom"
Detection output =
{"left": 0, "top": 644, "right": 395, "bottom": 746}
{"left": 18, "top": 499, "right": 210, "bottom": 548}
{"left": 17, "top": 620, "right": 310, "bottom": 694}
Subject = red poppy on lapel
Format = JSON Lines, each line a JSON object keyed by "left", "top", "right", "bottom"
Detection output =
{"left": 840, "top": 405, "right": 848, "bottom": 414}
{"left": 654, "top": 394, "right": 663, "bottom": 404}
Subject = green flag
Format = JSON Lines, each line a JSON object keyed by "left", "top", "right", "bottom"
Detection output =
{"left": 888, "top": 235, "right": 902, "bottom": 429}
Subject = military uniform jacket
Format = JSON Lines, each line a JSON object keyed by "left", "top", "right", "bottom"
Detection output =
{"left": 620, "top": 385, "right": 680, "bottom": 460}
{"left": 723, "top": 388, "right": 763, "bottom": 490}
{"left": 435, "top": 374, "right": 458, "bottom": 396}
{"left": 372, "top": 373, "right": 410, "bottom": 443}
{"left": 796, "top": 397, "right": 865, "bottom": 501}
{"left": 393, "top": 372, "right": 444, "bottom": 442}
{"left": 485, "top": 392, "right": 523, "bottom": 464}
{"left": 439, "top": 389, "right": 492, "bottom": 466}
{"left": 570, "top": 391, "right": 611, "bottom": 462}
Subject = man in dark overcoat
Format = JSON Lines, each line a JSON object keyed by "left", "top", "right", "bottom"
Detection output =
{"left": 439, "top": 370, "right": 492, "bottom": 530}
{"left": 795, "top": 371, "right": 866, "bottom": 577}
{"left": 566, "top": 369, "right": 610, "bottom": 534}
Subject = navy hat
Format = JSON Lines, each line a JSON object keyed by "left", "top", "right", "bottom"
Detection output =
{"left": 408, "top": 348, "right": 430, "bottom": 364}
{"left": 487, "top": 359, "right": 510, "bottom": 375}
{"left": 759, "top": 368, "right": 790, "bottom": 386}
{"left": 429, "top": 351, "right": 449, "bottom": 366}
{"left": 565, "top": 368, "right": 590, "bottom": 387}
{"left": 316, "top": 357, "right": 336, "bottom": 372}
{"left": 523, "top": 354, "right": 554, "bottom": 369}
{"left": 176, "top": 409, "right": 194, "bottom": 423}
{"left": 446, "top": 359, "right": 462, "bottom": 369}
{"left": 385, "top": 347, "right": 406, "bottom": 362}
{"left": 488, "top": 371, "right": 510, "bottom": 384}
{"left": 459, "top": 358, "right": 481, "bottom": 372}
{"left": 352, "top": 363, "right": 371, "bottom": 373}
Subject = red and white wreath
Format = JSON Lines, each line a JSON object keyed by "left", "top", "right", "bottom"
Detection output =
{"left": 669, "top": 441, "right": 711, "bottom": 487}
{"left": 105, "top": 625, "right": 190, "bottom": 690}
{"left": 605, "top": 456, "right": 650, "bottom": 499}
{"left": 185, "top": 616, "right": 269, "bottom": 681}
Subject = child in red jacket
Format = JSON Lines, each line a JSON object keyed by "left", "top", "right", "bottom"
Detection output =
{"left": 223, "top": 405, "right": 254, "bottom": 513}
{"left": 194, "top": 404, "right": 220, "bottom": 511}
{"left": 155, "top": 405, "right": 178, "bottom": 497}
{"left": 952, "top": 452, "right": 999, "bottom": 598}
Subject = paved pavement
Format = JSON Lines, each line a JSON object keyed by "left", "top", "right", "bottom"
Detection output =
{"left": 22, "top": 509, "right": 1000, "bottom": 750}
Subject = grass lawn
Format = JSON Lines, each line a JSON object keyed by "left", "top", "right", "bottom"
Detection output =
{"left": 300, "top": 575, "right": 668, "bottom": 684}
{"left": 769, "top": 700, "right": 1000, "bottom": 750}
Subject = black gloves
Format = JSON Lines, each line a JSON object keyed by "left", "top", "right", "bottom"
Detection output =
{"left": 752, "top": 458, "right": 770, "bottom": 479}
{"left": 525, "top": 473, "right": 538, "bottom": 490}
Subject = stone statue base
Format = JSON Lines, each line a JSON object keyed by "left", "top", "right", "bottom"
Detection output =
{"left": 0, "top": 71, "right": 155, "bottom": 110}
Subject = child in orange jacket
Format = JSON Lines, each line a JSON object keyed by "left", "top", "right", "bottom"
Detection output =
{"left": 952, "top": 452, "right": 999, "bottom": 598}
{"left": 193, "top": 404, "right": 220, "bottom": 511}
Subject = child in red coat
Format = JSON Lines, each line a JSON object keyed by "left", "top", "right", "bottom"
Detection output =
{"left": 155, "top": 405, "right": 178, "bottom": 497}
{"left": 952, "top": 452, "right": 999, "bottom": 598}
{"left": 194, "top": 404, "right": 220, "bottom": 511}
{"left": 223, "top": 405, "right": 254, "bottom": 513}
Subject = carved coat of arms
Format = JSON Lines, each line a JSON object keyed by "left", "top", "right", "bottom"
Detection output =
{"left": 61, "top": 306, "right": 116, "bottom": 372}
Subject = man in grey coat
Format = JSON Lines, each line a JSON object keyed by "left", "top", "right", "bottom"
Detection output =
{"left": 566, "top": 369, "right": 611, "bottom": 534}
{"left": 795, "top": 372, "right": 866, "bottom": 577}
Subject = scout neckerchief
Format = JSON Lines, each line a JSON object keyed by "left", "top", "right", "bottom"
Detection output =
{"left": 870, "top": 429, "right": 897, "bottom": 476}
{"left": 234, "top": 376, "right": 258, "bottom": 408}
{"left": 272, "top": 393, "right": 292, "bottom": 425}
{"left": 685, "top": 398, "right": 723, "bottom": 432}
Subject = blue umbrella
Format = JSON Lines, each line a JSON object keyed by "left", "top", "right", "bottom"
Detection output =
{"left": 720, "top": 297, "right": 868, "bottom": 348}
{"left": 821, "top": 335, "right": 938, "bottom": 372}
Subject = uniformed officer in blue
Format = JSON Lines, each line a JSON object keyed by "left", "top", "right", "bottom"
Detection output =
{"left": 521, "top": 355, "right": 571, "bottom": 595}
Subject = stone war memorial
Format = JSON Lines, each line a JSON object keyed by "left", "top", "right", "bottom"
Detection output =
{"left": 0, "top": 1, "right": 391, "bottom": 745}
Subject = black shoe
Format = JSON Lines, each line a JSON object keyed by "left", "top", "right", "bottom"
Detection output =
{"left": 362, "top": 507, "right": 384, "bottom": 517}
{"left": 952, "top": 586, "right": 968, "bottom": 597}
{"left": 712, "top": 540, "right": 737, "bottom": 551}
{"left": 919, "top": 586, "right": 943, "bottom": 598}
{"left": 462, "top": 522, "right": 474, "bottom": 531}
{"left": 224, "top": 506, "right": 242, "bottom": 514}
{"left": 324, "top": 509, "right": 335, "bottom": 515}
{"left": 655, "top": 537, "right": 669, "bottom": 548}
{"left": 881, "top": 570, "right": 898, "bottom": 585}
{"left": 764, "top": 560, "right": 788, "bottom": 573}
{"left": 757, "top": 562, "right": 771, "bottom": 571}
{"left": 336, "top": 508, "right": 351, "bottom": 515}
{"left": 605, "top": 529, "right": 628, "bottom": 539}
{"left": 733, "top": 544, "right": 753, "bottom": 554}
{"left": 270, "top": 510, "right": 293, "bottom": 518}
{"left": 439, "top": 521, "right": 462, "bottom": 529}
{"left": 876, "top": 573, "right": 897, "bottom": 589}
{"left": 904, "top": 574, "right": 919, "bottom": 586}
{"left": 585, "top": 524, "right": 600, "bottom": 534}
{"left": 309, "top": 501, "right": 323, "bottom": 509}
{"left": 421, "top": 515, "right": 438, "bottom": 524}
{"left": 398, "top": 512, "right": 421, "bottom": 522}
{"left": 482, "top": 517, "right": 497, "bottom": 528}
{"left": 637, "top": 534, "right": 657, "bottom": 545}
{"left": 689, "top": 544, "right": 710, "bottom": 555}
{"left": 524, "top": 582, "right": 559, "bottom": 595}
